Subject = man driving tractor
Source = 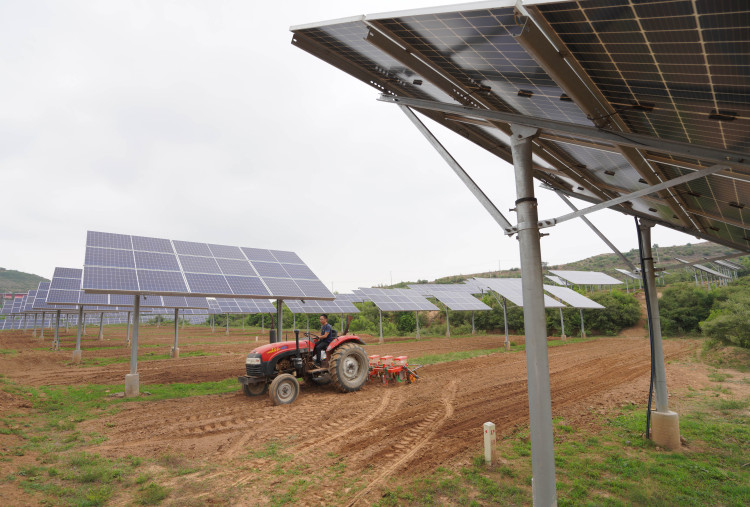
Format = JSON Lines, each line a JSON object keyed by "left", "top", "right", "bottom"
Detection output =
{"left": 313, "top": 313, "right": 336, "bottom": 366}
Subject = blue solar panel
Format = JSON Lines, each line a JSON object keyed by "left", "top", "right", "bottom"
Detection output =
{"left": 54, "top": 267, "right": 82, "bottom": 279}
{"left": 251, "top": 261, "right": 290, "bottom": 278}
{"left": 282, "top": 263, "right": 317, "bottom": 279}
{"left": 161, "top": 296, "right": 188, "bottom": 308}
{"left": 173, "top": 240, "right": 212, "bottom": 256}
{"left": 85, "top": 247, "right": 135, "bottom": 268}
{"left": 87, "top": 231, "right": 132, "bottom": 250}
{"left": 216, "top": 258, "right": 257, "bottom": 276}
{"left": 84, "top": 267, "right": 139, "bottom": 291}
{"left": 135, "top": 251, "right": 181, "bottom": 271}
{"left": 50, "top": 277, "right": 80, "bottom": 291}
{"left": 296, "top": 279, "right": 334, "bottom": 298}
{"left": 131, "top": 235, "right": 174, "bottom": 253}
{"left": 137, "top": 270, "right": 188, "bottom": 293}
{"left": 179, "top": 255, "right": 222, "bottom": 274}
{"left": 208, "top": 244, "right": 245, "bottom": 259}
{"left": 80, "top": 292, "right": 109, "bottom": 305}
{"left": 184, "top": 296, "right": 210, "bottom": 308}
{"left": 109, "top": 294, "right": 133, "bottom": 306}
{"left": 225, "top": 276, "right": 270, "bottom": 296}
{"left": 48, "top": 289, "right": 79, "bottom": 304}
{"left": 271, "top": 250, "right": 303, "bottom": 264}
{"left": 241, "top": 247, "right": 276, "bottom": 262}
{"left": 262, "top": 278, "right": 304, "bottom": 297}
{"left": 185, "top": 273, "right": 233, "bottom": 294}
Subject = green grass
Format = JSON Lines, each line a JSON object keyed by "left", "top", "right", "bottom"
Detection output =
{"left": 377, "top": 391, "right": 750, "bottom": 506}
{"left": 0, "top": 348, "right": 17, "bottom": 356}
{"left": 80, "top": 350, "right": 215, "bottom": 367}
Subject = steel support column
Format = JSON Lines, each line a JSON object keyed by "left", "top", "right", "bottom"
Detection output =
{"left": 510, "top": 124, "right": 557, "bottom": 505}
{"left": 126, "top": 311, "right": 131, "bottom": 345}
{"left": 638, "top": 222, "right": 669, "bottom": 412}
{"left": 40, "top": 312, "right": 45, "bottom": 338}
{"left": 276, "top": 299, "right": 282, "bottom": 343}
{"left": 126, "top": 295, "right": 141, "bottom": 397}
{"left": 580, "top": 309, "right": 586, "bottom": 338}
{"left": 559, "top": 308, "right": 566, "bottom": 340}
{"left": 378, "top": 309, "right": 383, "bottom": 343}
{"left": 226, "top": 314, "right": 229, "bottom": 335}
{"left": 73, "top": 306, "right": 84, "bottom": 362}
{"left": 472, "top": 311, "right": 475, "bottom": 335}
{"left": 54, "top": 310, "right": 61, "bottom": 350}
{"left": 172, "top": 308, "right": 179, "bottom": 358}
{"left": 445, "top": 309, "right": 450, "bottom": 337}
{"left": 415, "top": 311, "right": 420, "bottom": 339}
{"left": 98, "top": 312, "right": 104, "bottom": 340}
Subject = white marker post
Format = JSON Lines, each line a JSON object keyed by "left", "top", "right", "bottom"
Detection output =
{"left": 483, "top": 422, "right": 496, "bottom": 464}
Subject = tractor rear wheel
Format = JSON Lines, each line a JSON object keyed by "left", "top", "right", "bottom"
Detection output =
{"left": 328, "top": 343, "right": 368, "bottom": 393}
{"left": 243, "top": 381, "right": 268, "bottom": 397}
{"left": 269, "top": 373, "right": 299, "bottom": 405}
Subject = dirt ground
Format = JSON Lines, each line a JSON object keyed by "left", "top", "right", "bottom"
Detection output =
{"left": 0, "top": 323, "right": 742, "bottom": 506}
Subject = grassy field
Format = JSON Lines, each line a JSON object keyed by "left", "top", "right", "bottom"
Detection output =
{"left": 1, "top": 340, "right": 748, "bottom": 506}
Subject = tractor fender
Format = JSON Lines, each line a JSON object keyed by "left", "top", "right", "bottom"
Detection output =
{"left": 326, "top": 334, "right": 365, "bottom": 352}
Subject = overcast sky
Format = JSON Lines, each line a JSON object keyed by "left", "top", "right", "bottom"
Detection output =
{"left": 1, "top": 0, "right": 698, "bottom": 293}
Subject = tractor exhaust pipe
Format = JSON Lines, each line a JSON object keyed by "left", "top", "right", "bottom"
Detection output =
{"left": 343, "top": 315, "right": 353, "bottom": 336}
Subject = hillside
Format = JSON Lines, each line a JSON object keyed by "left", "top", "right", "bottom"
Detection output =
{"left": 393, "top": 241, "right": 748, "bottom": 287}
{"left": 0, "top": 268, "right": 49, "bottom": 294}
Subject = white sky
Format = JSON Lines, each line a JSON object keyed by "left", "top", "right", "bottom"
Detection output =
{"left": 1, "top": 0, "right": 698, "bottom": 293}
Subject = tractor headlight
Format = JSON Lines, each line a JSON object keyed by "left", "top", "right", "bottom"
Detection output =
{"left": 245, "top": 356, "right": 261, "bottom": 365}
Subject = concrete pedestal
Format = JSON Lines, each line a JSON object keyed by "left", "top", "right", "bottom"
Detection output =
{"left": 170, "top": 347, "right": 180, "bottom": 359}
{"left": 125, "top": 373, "right": 140, "bottom": 398}
{"left": 72, "top": 350, "right": 82, "bottom": 364}
{"left": 651, "top": 410, "right": 680, "bottom": 450}
{"left": 504, "top": 342, "right": 510, "bottom": 351}
{"left": 560, "top": 334, "right": 566, "bottom": 341}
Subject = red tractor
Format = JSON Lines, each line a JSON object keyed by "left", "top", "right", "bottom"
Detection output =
{"left": 238, "top": 323, "right": 368, "bottom": 405}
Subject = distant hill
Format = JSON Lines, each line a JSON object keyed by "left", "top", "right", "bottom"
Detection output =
{"left": 391, "top": 241, "right": 748, "bottom": 287}
{"left": 0, "top": 268, "right": 49, "bottom": 294}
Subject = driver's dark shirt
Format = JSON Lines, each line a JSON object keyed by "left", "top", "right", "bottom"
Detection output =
{"left": 320, "top": 323, "right": 332, "bottom": 342}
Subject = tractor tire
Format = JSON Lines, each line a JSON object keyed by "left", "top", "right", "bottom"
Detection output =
{"left": 269, "top": 373, "right": 299, "bottom": 405}
{"left": 243, "top": 381, "right": 268, "bottom": 397}
{"left": 328, "top": 343, "right": 368, "bottom": 393}
{"left": 310, "top": 372, "right": 331, "bottom": 386}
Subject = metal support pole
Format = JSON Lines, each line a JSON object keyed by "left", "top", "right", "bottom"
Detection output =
{"left": 211, "top": 314, "right": 215, "bottom": 333}
{"left": 306, "top": 314, "right": 309, "bottom": 333}
{"left": 40, "top": 312, "right": 45, "bottom": 338}
{"left": 262, "top": 314, "right": 264, "bottom": 332}
{"left": 242, "top": 314, "right": 245, "bottom": 330}
{"left": 54, "top": 310, "right": 61, "bottom": 350}
{"left": 378, "top": 309, "right": 383, "bottom": 344}
{"left": 415, "top": 311, "right": 420, "bottom": 339}
{"left": 340, "top": 313, "right": 344, "bottom": 333}
{"left": 276, "top": 299, "right": 282, "bottom": 343}
{"left": 559, "top": 308, "right": 566, "bottom": 340}
{"left": 125, "top": 295, "right": 141, "bottom": 397}
{"left": 32, "top": 313, "right": 38, "bottom": 338}
{"left": 172, "top": 308, "right": 179, "bottom": 358}
{"left": 226, "top": 314, "right": 229, "bottom": 335}
{"left": 638, "top": 222, "right": 669, "bottom": 412}
{"left": 580, "top": 309, "right": 586, "bottom": 338}
{"left": 293, "top": 313, "right": 296, "bottom": 330}
{"left": 126, "top": 311, "right": 131, "bottom": 345}
{"left": 472, "top": 311, "right": 475, "bottom": 335}
{"left": 73, "top": 306, "right": 84, "bottom": 363}
{"left": 445, "top": 309, "right": 450, "bottom": 337}
{"left": 510, "top": 124, "right": 557, "bottom": 505}
{"left": 625, "top": 278, "right": 629, "bottom": 293}
{"left": 83, "top": 315, "right": 87, "bottom": 336}
{"left": 98, "top": 312, "right": 104, "bottom": 340}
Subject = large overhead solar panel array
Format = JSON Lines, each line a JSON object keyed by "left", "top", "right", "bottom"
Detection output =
{"left": 715, "top": 259, "right": 744, "bottom": 270}
{"left": 432, "top": 292, "right": 492, "bottom": 311}
{"left": 291, "top": 2, "right": 750, "bottom": 253}
{"left": 32, "top": 282, "right": 77, "bottom": 312}
{"left": 473, "top": 278, "right": 564, "bottom": 308}
{"left": 48, "top": 267, "right": 209, "bottom": 309}
{"left": 284, "top": 298, "right": 361, "bottom": 315}
{"left": 354, "top": 288, "right": 439, "bottom": 312}
{"left": 549, "top": 270, "right": 622, "bottom": 286}
{"left": 334, "top": 293, "right": 366, "bottom": 303}
{"left": 208, "top": 298, "right": 276, "bottom": 315}
{"left": 674, "top": 258, "right": 731, "bottom": 279}
{"left": 543, "top": 285, "right": 604, "bottom": 309}
{"left": 614, "top": 268, "right": 641, "bottom": 280}
{"left": 82, "top": 231, "right": 333, "bottom": 300}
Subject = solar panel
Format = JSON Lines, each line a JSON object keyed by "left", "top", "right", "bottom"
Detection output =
{"left": 207, "top": 297, "right": 275, "bottom": 314}
{"left": 614, "top": 268, "right": 641, "bottom": 280}
{"left": 83, "top": 231, "right": 333, "bottom": 300}
{"left": 291, "top": 2, "right": 750, "bottom": 253}
{"left": 544, "top": 285, "right": 604, "bottom": 310}
{"left": 407, "top": 283, "right": 478, "bottom": 296}
{"left": 431, "top": 292, "right": 492, "bottom": 311}
{"left": 715, "top": 259, "right": 743, "bottom": 270}
{"left": 355, "top": 288, "right": 439, "bottom": 312}
{"left": 544, "top": 275, "right": 566, "bottom": 286}
{"left": 548, "top": 270, "right": 623, "bottom": 286}
{"left": 473, "top": 278, "right": 565, "bottom": 308}
{"left": 335, "top": 293, "right": 366, "bottom": 303}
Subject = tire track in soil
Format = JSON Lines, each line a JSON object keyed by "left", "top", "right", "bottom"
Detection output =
{"left": 344, "top": 380, "right": 458, "bottom": 507}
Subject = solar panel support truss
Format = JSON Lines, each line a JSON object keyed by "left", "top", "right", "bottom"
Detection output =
{"left": 399, "top": 105, "right": 514, "bottom": 232}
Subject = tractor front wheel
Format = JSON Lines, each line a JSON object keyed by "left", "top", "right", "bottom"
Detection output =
{"left": 243, "top": 381, "right": 268, "bottom": 397}
{"left": 269, "top": 373, "right": 300, "bottom": 405}
{"left": 329, "top": 343, "right": 368, "bottom": 393}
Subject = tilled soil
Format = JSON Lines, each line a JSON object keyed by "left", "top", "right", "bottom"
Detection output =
{"left": 0, "top": 325, "right": 701, "bottom": 506}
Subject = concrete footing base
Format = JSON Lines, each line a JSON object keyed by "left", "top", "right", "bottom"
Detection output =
{"left": 72, "top": 349, "right": 82, "bottom": 364}
{"left": 651, "top": 410, "right": 681, "bottom": 450}
{"left": 561, "top": 334, "right": 566, "bottom": 341}
{"left": 125, "top": 373, "right": 140, "bottom": 398}
{"left": 581, "top": 332, "right": 586, "bottom": 339}
{"left": 170, "top": 347, "right": 180, "bottom": 358}
{"left": 504, "top": 342, "right": 510, "bottom": 351}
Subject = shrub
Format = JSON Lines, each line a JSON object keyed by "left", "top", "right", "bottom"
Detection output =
{"left": 397, "top": 313, "right": 416, "bottom": 333}
{"left": 581, "top": 291, "right": 641, "bottom": 336}
{"left": 700, "top": 291, "right": 750, "bottom": 348}
{"left": 658, "top": 284, "right": 714, "bottom": 335}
